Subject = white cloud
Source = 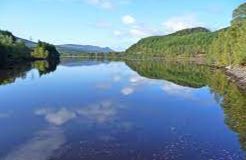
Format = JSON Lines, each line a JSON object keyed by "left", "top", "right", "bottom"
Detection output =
{"left": 77, "top": 100, "right": 117, "bottom": 123}
{"left": 119, "top": 0, "right": 132, "bottom": 5}
{"left": 128, "top": 24, "right": 161, "bottom": 39}
{"left": 35, "top": 108, "right": 76, "bottom": 126}
{"left": 94, "top": 21, "right": 112, "bottom": 28}
{"left": 34, "top": 99, "right": 126, "bottom": 125}
{"left": 113, "top": 25, "right": 160, "bottom": 40}
{"left": 120, "top": 73, "right": 161, "bottom": 96}
{"left": 162, "top": 14, "right": 203, "bottom": 34}
{"left": 112, "top": 75, "right": 121, "bottom": 82}
{"left": 129, "top": 28, "right": 149, "bottom": 37}
{"left": 96, "top": 83, "right": 112, "bottom": 90}
{"left": 121, "top": 87, "right": 134, "bottom": 95}
{"left": 86, "top": 0, "right": 132, "bottom": 9}
{"left": 161, "top": 81, "right": 194, "bottom": 97}
{"left": 129, "top": 74, "right": 146, "bottom": 84}
{"left": 122, "top": 15, "right": 136, "bottom": 25}
{"left": 0, "top": 113, "right": 10, "bottom": 118}
{"left": 101, "top": 1, "right": 113, "bottom": 9}
{"left": 112, "top": 14, "right": 203, "bottom": 49}
{"left": 113, "top": 30, "right": 123, "bottom": 36}
{"left": 39, "top": 0, "right": 131, "bottom": 10}
{"left": 3, "top": 127, "right": 65, "bottom": 160}
{"left": 86, "top": 0, "right": 113, "bottom": 9}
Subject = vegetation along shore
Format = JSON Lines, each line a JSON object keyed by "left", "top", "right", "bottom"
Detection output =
{"left": 0, "top": 3, "right": 246, "bottom": 90}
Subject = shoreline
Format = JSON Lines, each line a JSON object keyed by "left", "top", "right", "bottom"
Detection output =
{"left": 61, "top": 56, "right": 246, "bottom": 92}
{"left": 3, "top": 56, "right": 246, "bottom": 92}
{"left": 61, "top": 56, "right": 246, "bottom": 89}
{"left": 226, "top": 67, "right": 246, "bottom": 91}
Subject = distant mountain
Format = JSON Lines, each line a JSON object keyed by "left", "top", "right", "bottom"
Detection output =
{"left": 16, "top": 37, "right": 37, "bottom": 48}
{"left": 56, "top": 44, "right": 114, "bottom": 54}
{"left": 16, "top": 38, "right": 114, "bottom": 54}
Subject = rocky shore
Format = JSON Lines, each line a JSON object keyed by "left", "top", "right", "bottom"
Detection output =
{"left": 226, "top": 66, "right": 246, "bottom": 91}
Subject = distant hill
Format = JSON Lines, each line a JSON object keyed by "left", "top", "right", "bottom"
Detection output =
{"left": 16, "top": 38, "right": 114, "bottom": 54}
{"left": 125, "top": 2, "right": 246, "bottom": 67}
{"left": 56, "top": 44, "right": 114, "bottom": 54}
{"left": 168, "top": 27, "right": 210, "bottom": 36}
{"left": 16, "top": 37, "right": 37, "bottom": 48}
{"left": 126, "top": 27, "right": 218, "bottom": 57}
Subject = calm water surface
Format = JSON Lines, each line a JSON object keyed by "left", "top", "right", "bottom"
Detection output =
{"left": 0, "top": 59, "right": 245, "bottom": 160}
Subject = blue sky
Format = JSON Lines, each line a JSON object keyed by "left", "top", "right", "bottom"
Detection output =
{"left": 0, "top": 0, "right": 244, "bottom": 51}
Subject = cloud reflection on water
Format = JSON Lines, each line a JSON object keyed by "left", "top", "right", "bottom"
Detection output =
{"left": 35, "top": 100, "right": 125, "bottom": 126}
{"left": 162, "top": 81, "right": 194, "bottom": 97}
{"left": 121, "top": 74, "right": 148, "bottom": 96}
{"left": 0, "top": 113, "right": 10, "bottom": 118}
{"left": 121, "top": 87, "right": 134, "bottom": 95}
{"left": 120, "top": 71, "right": 199, "bottom": 100}
{"left": 77, "top": 100, "right": 118, "bottom": 124}
{"left": 35, "top": 108, "right": 76, "bottom": 126}
{"left": 2, "top": 127, "right": 65, "bottom": 160}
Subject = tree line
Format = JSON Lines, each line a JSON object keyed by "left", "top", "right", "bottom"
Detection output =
{"left": 0, "top": 31, "right": 60, "bottom": 66}
{"left": 126, "top": 3, "right": 246, "bottom": 66}
{"left": 126, "top": 27, "right": 217, "bottom": 58}
{"left": 208, "top": 3, "right": 246, "bottom": 66}
{"left": 0, "top": 30, "right": 30, "bottom": 65}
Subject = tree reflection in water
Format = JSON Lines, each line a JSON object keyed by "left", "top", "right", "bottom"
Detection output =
{"left": 126, "top": 59, "right": 246, "bottom": 152}
{"left": 0, "top": 58, "right": 245, "bottom": 153}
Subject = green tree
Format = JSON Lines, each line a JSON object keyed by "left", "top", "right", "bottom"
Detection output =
{"left": 31, "top": 41, "right": 60, "bottom": 61}
{"left": 32, "top": 60, "right": 59, "bottom": 76}
{"left": 209, "top": 2, "right": 246, "bottom": 66}
{"left": 232, "top": 3, "right": 246, "bottom": 24}
{"left": 0, "top": 30, "right": 30, "bottom": 65}
{"left": 126, "top": 27, "right": 217, "bottom": 58}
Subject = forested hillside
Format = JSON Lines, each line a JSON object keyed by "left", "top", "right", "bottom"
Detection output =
{"left": 126, "top": 27, "right": 218, "bottom": 58}
{"left": 126, "top": 3, "right": 246, "bottom": 66}
{"left": 0, "top": 30, "right": 30, "bottom": 65}
{"left": 0, "top": 31, "right": 60, "bottom": 66}
{"left": 208, "top": 3, "right": 246, "bottom": 66}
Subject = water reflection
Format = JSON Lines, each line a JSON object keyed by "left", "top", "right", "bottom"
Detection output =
{"left": 208, "top": 71, "right": 246, "bottom": 152}
{"left": 162, "top": 81, "right": 195, "bottom": 98}
{"left": 0, "top": 112, "right": 10, "bottom": 118}
{"left": 126, "top": 59, "right": 246, "bottom": 152}
{"left": 3, "top": 127, "right": 65, "bottom": 160}
{"left": 35, "top": 100, "right": 123, "bottom": 126}
{"left": 60, "top": 58, "right": 109, "bottom": 67}
{"left": 35, "top": 108, "right": 76, "bottom": 126}
{"left": 126, "top": 60, "right": 208, "bottom": 88}
{"left": 32, "top": 60, "right": 59, "bottom": 76}
{"left": 0, "top": 63, "right": 32, "bottom": 85}
{"left": 0, "top": 59, "right": 59, "bottom": 85}
{"left": 77, "top": 100, "right": 120, "bottom": 124}
{"left": 0, "top": 58, "right": 245, "bottom": 160}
